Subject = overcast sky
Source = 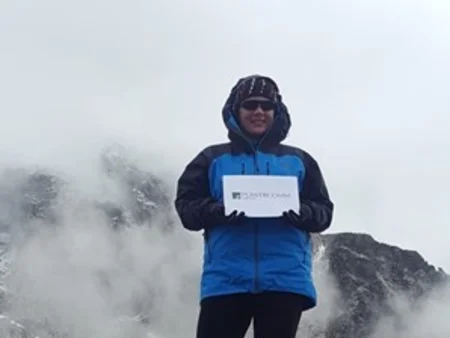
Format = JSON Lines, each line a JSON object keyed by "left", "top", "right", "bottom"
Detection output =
{"left": 0, "top": 0, "right": 449, "bottom": 271}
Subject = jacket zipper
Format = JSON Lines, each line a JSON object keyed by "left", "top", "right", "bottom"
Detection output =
{"left": 253, "top": 154, "right": 259, "bottom": 292}
{"left": 247, "top": 126, "right": 276, "bottom": 293}
{"left": 253, "top": 152, "right": 263, "bottom": 292}
{"left": 254, "top": 222, "right": 259, "bottom": 292}
{"left": 242, "top": 156, "right": 259, "bottom": 292}
{"left": 235, "top": 115, "right": 279, "bottom": 294}
{"left": 254, "top": 152, "right": 259, "bottom": 173}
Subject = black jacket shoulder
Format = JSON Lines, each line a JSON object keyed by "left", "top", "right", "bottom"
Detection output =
{"left": 270, "top": 143, "right": 317, "bottom": 164}
{"left": 200, "top": 142, "right": 232, "bottom": 159}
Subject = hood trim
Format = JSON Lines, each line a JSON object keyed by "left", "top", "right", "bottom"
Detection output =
{"left": 221, "top": 75, "right": 292, "bottom": 151}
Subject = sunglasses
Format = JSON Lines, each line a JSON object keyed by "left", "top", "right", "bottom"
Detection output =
{"left": 240, "top": 100, "right": 276, "bottom": 111}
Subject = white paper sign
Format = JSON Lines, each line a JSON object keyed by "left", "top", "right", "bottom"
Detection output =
{"left": 223, "top": 175, "right": 300, "bottom": 218}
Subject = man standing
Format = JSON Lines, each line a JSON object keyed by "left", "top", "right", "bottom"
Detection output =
{"left": 175, "top": 74, "right": 334, "bottom": 338}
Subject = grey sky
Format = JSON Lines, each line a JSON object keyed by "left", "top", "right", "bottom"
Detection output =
{"left": 0, "top": 0, "right": 449, "bottom": 271}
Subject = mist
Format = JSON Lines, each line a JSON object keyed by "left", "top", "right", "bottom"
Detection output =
{"left": 0, "top": 0, "right": 449, "bottom": 337}
{"left": 3, "top": 205, "right": 202, "bottom": 338}
{"left": 370, "top": 283, "right": 450, "bottom": 337}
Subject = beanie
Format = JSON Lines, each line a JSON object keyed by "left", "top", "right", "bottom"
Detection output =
{"left": 233, "top": 75, "right": 279, "bottom": 109}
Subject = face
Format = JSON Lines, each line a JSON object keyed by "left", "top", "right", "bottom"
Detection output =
{"left": 238, "top": 96, "right": 275, "bottom": 137}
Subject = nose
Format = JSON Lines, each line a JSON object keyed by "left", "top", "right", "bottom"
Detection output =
{"left": 253, "top": 105, "right": 264, "bottom": 114}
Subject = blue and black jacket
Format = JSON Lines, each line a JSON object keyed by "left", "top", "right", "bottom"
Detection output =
{"left": 174, "top": 75, "right": 334, "bottom": 310}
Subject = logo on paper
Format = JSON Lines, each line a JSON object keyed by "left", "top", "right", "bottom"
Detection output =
{"left": 232, "top": 192, "right": 241, "bottom": 199}
{"left": 231, "top": 191, "right": 292, "bottom": 200}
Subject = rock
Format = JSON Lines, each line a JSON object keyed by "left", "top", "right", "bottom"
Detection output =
{"left": 305, "top": 232, "right": 448, "bottom": 338}
{"left": 0, "top": 168, "right": 63, "bottom": 231}
{"left": 0, "top": 314, "right": 30, "bottom": 338}
{"left": 99, "top": 144, "right": 173, "bottom": 230}
{"left": 0, "top": 145, "right": 173, "bottom": 232}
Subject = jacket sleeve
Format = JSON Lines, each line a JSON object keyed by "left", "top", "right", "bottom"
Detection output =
{"left": 174, "top": 148, "right": 218, "bottom": 231}
{"left": 298, "top": 152, "right": 334, "bottom": 233}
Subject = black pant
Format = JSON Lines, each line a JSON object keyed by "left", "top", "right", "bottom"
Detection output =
{"left": 196, "top": 292, "right": 307, "bottom": 338}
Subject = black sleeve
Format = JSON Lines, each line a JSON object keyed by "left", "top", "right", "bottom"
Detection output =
{"left": 174, "top": 148, "right": 219, "bottom": 231}
{"left": 298, "top": 152, "right": 334, "bottom": 233}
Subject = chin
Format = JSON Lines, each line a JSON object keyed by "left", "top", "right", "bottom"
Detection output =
{"left": 248, "top": 128, "right": 267, "bottom": 136}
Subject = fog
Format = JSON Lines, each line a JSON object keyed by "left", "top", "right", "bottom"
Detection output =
{"left": 3, "top": 206, "right": 203, "bottom": 337}
{"left": 0, "top": 0, "right": 449, "bottom": 337}
{"left": 370, "top": 283, "right": 450, "bottom": 337}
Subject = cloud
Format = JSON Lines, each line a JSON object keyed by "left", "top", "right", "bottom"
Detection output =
{"left": 370, "top": 282, "right": 450, "bottom": 337}
{"left": 2, "top": 174, "right": 203, "bottom": 338}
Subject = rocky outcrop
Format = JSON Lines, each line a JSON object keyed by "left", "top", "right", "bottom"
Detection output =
{"left": 98, "top": 144, "right": 173, "bottom": 230}
{"left": 299, "top": 233, "right": 449, "bottom": 338}
{"left": 0, "top": 144, "right": 174, "bottom": 233}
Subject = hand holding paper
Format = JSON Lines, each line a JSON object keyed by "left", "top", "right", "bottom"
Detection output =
{"left": 204, "top": 201, "right": 247, "bottom": 226}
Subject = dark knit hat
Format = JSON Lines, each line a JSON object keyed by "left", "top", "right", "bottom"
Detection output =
{"left": 233, "top": 75, "right": 279, "bottom": 108}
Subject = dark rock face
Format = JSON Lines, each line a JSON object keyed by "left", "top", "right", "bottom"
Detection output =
{"left": 0, "top": 145, "right": 174, "bottom": 233}
{"left": 309, "top": 233, "right": 448, "bottom": 338}
{"left": 98, "top": 144, "right": 174, "bottom": 230}
{"left": 0, "top": 168, "right": 63, "bottom": 230}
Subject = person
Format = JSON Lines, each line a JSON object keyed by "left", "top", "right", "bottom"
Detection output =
{"left": 174, "top": 74, "right": 334, "bottom": 338}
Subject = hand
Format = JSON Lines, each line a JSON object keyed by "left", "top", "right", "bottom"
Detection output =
{"left": 282, "top": 209, "right": 302, "bottom": 225}
{"left": 224, "top": 209, "right": 247, "bottom": 225}
{"left": 282, "top": 205, "right": 313, "bottom": 228}
{"left": 206, "top": 202, "right": 246, "bottom": 226}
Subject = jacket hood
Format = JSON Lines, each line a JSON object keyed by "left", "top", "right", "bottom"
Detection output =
{"left": 221, "top": 75, "right": 292, "bottom": 149}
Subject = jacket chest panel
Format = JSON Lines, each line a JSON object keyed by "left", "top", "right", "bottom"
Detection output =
{"left": 208, "top": 152, "right": 305, "bottom": 201}
{"left": 256, "top": 152, "right": 304, "bottom": 178}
